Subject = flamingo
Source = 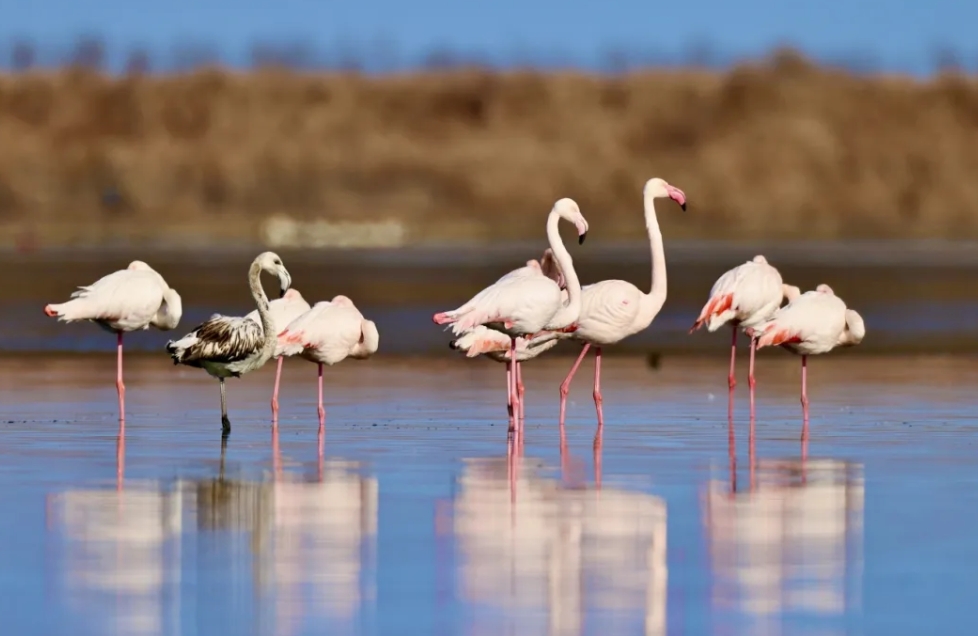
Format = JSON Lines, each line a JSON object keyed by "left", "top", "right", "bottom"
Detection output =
{"left": 43, "top": 260, "right": 183, "bottom": 424}
{"left": 688, "top": 255, "right": 801, "bottom": 404}
{"left": 546, "top": 177, "right": 686, "bottom": 430}
{"left": 242, "top": 288, "right": 313, "bottom": 423}
{"left": 165, "top": 251, "right": 293, "bottom": 436}
{"left": 432, "top": 198, "right": 588, "bottom": 434}
{"left": 449, "top": 248, "right": 566, "bottom": 428}
{"left": 276, "top": 295, "right": 380, "bottom": 430}
{"left": 751, "top": 284, "right": 866, "bottom": 428}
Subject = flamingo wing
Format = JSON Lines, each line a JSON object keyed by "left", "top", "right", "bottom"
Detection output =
{"left": 576, "top": 280, "right": 643, "bottom": 335}
{"left": 166, "top": 315, "right": 263, "bottom": 367}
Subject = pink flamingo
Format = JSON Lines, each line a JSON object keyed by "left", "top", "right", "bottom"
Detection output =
{"left": 546, "top": 178, "right": 686, "bottom": 431}
{"left": 751, "top": 284, "right": 865, "bottom": 429}
{"left": 449, "top": 248, "right": 566, "bottom": 429}
{"left": 689, "top": 255, "right": 800, "bottom": 405}
{"left": 44, "top": 261, "right": 183, "bottom": 424}
{"left": 276, "top": 295, "right": 380, "bottom": 430}
{"left": 433, "top": 198, "right": 588, "bottom": 435}
{"left": 244, "top": 288, "right": 312, "bottom": 422}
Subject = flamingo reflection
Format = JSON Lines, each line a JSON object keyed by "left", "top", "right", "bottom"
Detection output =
{"left": 445, "top": 434, "right": 667, "bottom": 635}
{"left": 703, "top": 418, "right": 864, "bottom": 628}
{"left": 193, "top": 430, "right": 378, "bottom": 636}
{"left": 45, "top": 434, "right": 183, "bottom": 636}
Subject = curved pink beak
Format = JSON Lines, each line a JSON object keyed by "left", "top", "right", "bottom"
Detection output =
{"left": 666, "top": 184, "right": 687, "bottom": 210}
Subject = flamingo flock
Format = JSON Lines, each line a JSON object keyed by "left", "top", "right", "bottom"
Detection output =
{"left": 42, "top": 176, "right": 864, "bottom": 440}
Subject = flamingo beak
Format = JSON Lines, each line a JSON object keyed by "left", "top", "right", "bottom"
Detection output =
{"left": 575, "top": 219, "right": 589, "bottom": 244}
{"left": 666, "top": 185, "right": 687, "bottom": 211}
{"left": 278, "top": 270, "right": 292, "bottom": 298}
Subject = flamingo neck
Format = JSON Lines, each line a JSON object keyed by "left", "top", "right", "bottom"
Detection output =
{"left": 153, "top": 288, "right": 183, "bottom": 330}
{"left": 638, "top": 193, "right": 667, "bottom": 324}
{"left": 249, "top": 260, "right": 276, "bottom": 357}
{"left": 543, "top": 211, "right": 581, "bottom": 329}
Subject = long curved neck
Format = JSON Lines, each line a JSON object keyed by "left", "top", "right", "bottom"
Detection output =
{"left": 543, "top": 211, "right": 581, "bottom": 327}
{"left": 640, "top": 193, "right": 667, "bottom": 320}
{"left": 249, "top": 261, "right": 275, "bottom": 352}
{"left": 153, "top": 289, "right": 183, "bottom": 330}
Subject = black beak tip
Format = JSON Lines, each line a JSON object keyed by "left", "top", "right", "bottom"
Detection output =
{"left": 279, "top": 287, "right": 288, "bottom": 299}
{"left": 680, "top": 202, "right": 687, "bottom": 211}
{"left": 579, "top": 232, "right": 587, "bottom": 245}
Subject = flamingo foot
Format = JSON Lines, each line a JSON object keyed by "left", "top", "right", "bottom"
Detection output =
{"left": 44, "top": 305, "right": 58, "bottom": 317}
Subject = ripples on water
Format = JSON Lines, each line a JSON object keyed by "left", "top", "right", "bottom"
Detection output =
{"left": 3, "top": 355, "right": 978, "bottom": 635}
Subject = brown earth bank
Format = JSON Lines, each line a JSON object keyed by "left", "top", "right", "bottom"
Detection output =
{"left": 2, "top": 49, "right": 978, "bottom": 248}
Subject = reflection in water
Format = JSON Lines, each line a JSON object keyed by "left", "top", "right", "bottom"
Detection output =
{"left": 448, "top": 438, "right": 667, "bottom": 635}
{"left": 47, "top": 432, "right": 378, "bottom": 636}
{"left": 704, "top": 422, "right": 864, "bottom": 631}
{"left": 46, "top": 436, "right": 183, "bottom": 636}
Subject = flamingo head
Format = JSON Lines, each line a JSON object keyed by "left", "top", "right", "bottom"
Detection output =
{"left": 752, "top": 255, "right": 769, "bottom": 264}
{"left": 553, "top": 198, "right": 589, "bottom": 244}
{"left": 644, "top": 177, "right": 687, "bottom": 211}
{"left": 127, "top": 260, "right": 154, "bottom": 271}
{"left": 816, "top": 284, "right": 835, "bottom": 295}
{"left": 256, "top": 251, "right": 292, "bottom": 298}
{"left": 331, "top": 294, "right": 356, "bottom": 308}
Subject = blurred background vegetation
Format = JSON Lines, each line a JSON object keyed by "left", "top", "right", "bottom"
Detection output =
{"left": 2, "top": 36, "right": 978, "bottom": 251}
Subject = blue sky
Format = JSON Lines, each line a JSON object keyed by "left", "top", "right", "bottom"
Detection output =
{"left": 1, "top": 0, "right": 976, "bottom": 74}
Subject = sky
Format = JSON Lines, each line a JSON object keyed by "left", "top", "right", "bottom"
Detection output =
{"left": 0, "top": 0, "right": 976, "bottom": 74}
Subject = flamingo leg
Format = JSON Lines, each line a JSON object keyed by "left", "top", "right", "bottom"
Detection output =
{"left": 748, "top": 337, "right": 757, "bottom": 418}
{"left": 516, "top": 360, "right": 526, "bottom": 426}
{"left": 800, "top": 354, "right": 810, "bottom": 439}
{"left": 219, "top": 378, "right": 231, "bottom": 435}
{"left": 115, "top": 331, "right": 126, "bottom": 426}
{"left": 271, "top": 356, "right": 284, "bottom": 424}
{"left": 592, "top": 347, "right": 604, "bottom": 428}
{"left": 509, "top": 338, "right": 520, "bottom": 440}
{"left": 506, "top": 361, "right": 515, "bottom": 432}
{"left": 317, "top": 362, "right": 326, "bottom": 432}
{"left": 505, "top": 362, "right": 516, "bottom": 433}
{"left": 559, "top": 344, "right": 591, "bottom": 429}
{"left": 728, "top": 327, "right": 737, "bottom": 390}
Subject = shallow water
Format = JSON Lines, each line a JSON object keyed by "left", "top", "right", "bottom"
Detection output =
{"left": 1, "top": 354, "right": 976, "bottom": 635}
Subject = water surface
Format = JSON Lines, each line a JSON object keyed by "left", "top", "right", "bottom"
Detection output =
{"left": 1, "top": 354, "right": 976, "bottom": 635}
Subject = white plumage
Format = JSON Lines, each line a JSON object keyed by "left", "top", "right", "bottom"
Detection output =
{"left": 45, "top": 260, "right": 182, "bottom": 333}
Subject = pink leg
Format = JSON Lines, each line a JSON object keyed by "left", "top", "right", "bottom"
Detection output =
{"left": 592, "top": 347, "right": 604, "bottom": 428}
{"left": 516, "top": 361, "right": 525, "bottom": 426}
{"left": 728, "top": 327, "right": 737, "bottom": 390}
{"left": 509, "top": 338, "right": 520, "bottom": 439}
{"left": 800, "top": 355, "right": 810, "bottom": 439}
{"left": 271, "top": 356, "right": 284, "bottom": 424}
{"left": 593, "top": 426, "right": 603, "bottom": 490}
{"left": 116, "top": 331, "right": 126, "bottom": 425}
{"left": 506, "top": 362, "right": 516, "bottom": 433}
{"left": 748, "top": 337, "right": 757, "bottom": 418}
{"left": 559, "top": 344, "right": 591, "bottom": 429}
{"left": 317, "top": 362, "right": 325, "bottom": 432}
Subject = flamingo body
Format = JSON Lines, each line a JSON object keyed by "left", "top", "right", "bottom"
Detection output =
{"left": 754, "top": 285, "right": 864, "bottom": 356}
{"left": 278, "top": 296, "right": 380, "bottom": 366}
{"left": 44, "top": 261, "right": 182, "bottom": 333}
{"left": 450, "top": 325, "right": 561, "bottom": 362}
{"left": 691, "top": 255, "right": 786, "bottom": 333}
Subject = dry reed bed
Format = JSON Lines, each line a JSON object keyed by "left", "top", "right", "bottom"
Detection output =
{"left": 1, "top": 51, "right": 978, "bottom": 243}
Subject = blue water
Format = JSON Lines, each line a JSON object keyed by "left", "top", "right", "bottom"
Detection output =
{"left": 0, "top": 354, "right": 976, "bottom": 635}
